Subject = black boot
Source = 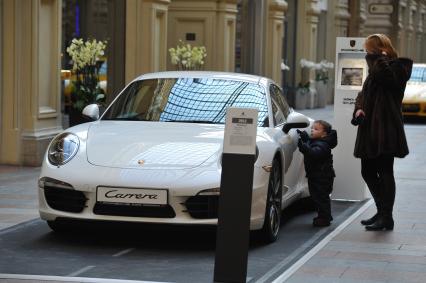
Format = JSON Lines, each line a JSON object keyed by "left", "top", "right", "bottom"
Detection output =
{"left": 360, "top": 214, "right": 378, "bottom": 226}
{"left": 365, "top": 215, "right": 394, "bottom": 231}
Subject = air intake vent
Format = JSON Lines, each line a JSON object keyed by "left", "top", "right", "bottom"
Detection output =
{"left": 93, "top": 203, "right": 176, "bottom": 218}
{"left": 44, "top": 187, "right": 87, "bottom": 213}
{"left": 184, "top": 195, "right": 219, "bottom": 219}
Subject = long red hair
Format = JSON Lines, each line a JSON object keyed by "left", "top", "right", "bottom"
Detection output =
{"left": 365, "top": 34, "right": 398, "bottom": 59}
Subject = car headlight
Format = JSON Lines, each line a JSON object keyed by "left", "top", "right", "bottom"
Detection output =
{"left": 48, "top": 133, "right": 80, "bottom": 166}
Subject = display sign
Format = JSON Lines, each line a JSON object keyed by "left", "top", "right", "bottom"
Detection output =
{"left": 214, "top": 107, "right": 257, "bottom": 283}
{"left": 337, "top": 59, "right": 367, "bottom": 90}
{"left": 223, "top": 108, "right": 258, "bottom": 155}
{"left": 333, "top": 37, "right": 368, "bottom": 201}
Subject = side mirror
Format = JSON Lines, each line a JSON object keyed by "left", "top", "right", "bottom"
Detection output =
{"left": 82, "top": 104, "right": 100, "bottom": 121}
{"left": 282, "top": 112, "right": 310, "bottom": 133}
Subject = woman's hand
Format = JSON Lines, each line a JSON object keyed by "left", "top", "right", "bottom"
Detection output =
{"left": 351, "top": 109, "right": 365, "bottom": 126}
{"left": 355, "top": 109, "right": 365, "bottom": 117}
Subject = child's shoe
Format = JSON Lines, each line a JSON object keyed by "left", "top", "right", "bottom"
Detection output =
{"left": 313, "top": 217, "right": 331, "bottom": 227}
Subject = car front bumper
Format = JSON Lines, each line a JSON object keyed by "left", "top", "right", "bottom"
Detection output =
{"left": 38, "top": 165, "right": 270, "bottom": 230}
{"left": 402, "top": 100, "right": 426, "bottom": 117}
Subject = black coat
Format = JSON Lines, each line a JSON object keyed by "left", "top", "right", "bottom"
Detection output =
{"left": 298, "top": 130, "right": 338, "bottom": 178}
{"left": 353, "top": 54, "right": 413, "bottom": 159}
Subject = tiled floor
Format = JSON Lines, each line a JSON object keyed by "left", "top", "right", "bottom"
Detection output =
{"left": 0, "top": 165, "right": 40, "bottom": 230}
{"left": 285, "top": 114, "right": 426, "bottom": 282}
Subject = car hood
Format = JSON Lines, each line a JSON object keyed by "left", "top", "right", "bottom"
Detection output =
{"left": 86, "top": 121, "right": 226, "bottom": 169}
{"left": 404, "top": 83, "right": 426, "bottom": 101}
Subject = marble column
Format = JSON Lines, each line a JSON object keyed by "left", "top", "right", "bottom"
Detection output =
{"left": 265, "top": 0, "right": 287, "bottom": 83}
{"left": 295, "top": 0, "right": 320, "bottom": 85}
{"left": 406, "top": 0, "right": 417, "bottom": 58}
{"left": 1, "top": 0, "right": 63, "bottom": 165}
{"left": 396, "top": 0, "right": 408, "bottom": 56}
{"left": 421, "top": 3, "right": 426, "bottom": 61}
{"left": 125, "top": 0, "right": 170, "bottom": 83}
{"left": 348, "top": 0, "right": 367, "bottom": 37}
{"left": 415, "top": 2, "right": 425, "bottom": 61}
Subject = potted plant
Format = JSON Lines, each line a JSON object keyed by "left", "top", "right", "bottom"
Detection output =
{"left": 314, "top": 60, "right": 334, "bottom": 108}
{"left": 295, "top": 59, "right": 316, "bottom": 110}
{"left": 66, "top": 38, "right": 107, "bottom": 126}
{"left": 169, "top": 40, "right": 207, "bottom": 70}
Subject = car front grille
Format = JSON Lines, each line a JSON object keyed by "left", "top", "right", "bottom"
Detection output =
{"left": 184, "top": 195, "right": 219, "bottom": 219}
{"left": 44, "top": 187, "right": 87, "bottom": 213}
{"left": 93, "top": 203, "right": 176, "bottom": 218}
{"left": 402, "top": 103, "right": 420, "bottom": 113}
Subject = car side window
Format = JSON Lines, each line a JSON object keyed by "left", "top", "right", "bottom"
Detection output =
{"left": 269, "top": 84, "right": 290, "bottom": 119}
{"left": 271, "top": 99, "right": 285, "bottom": 126}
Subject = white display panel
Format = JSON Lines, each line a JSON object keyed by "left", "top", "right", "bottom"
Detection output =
{"left": 337, "top": 58, "right": 367, "bottom": 90}
{"left": 223, "top": 108, "right": 258, "bottom": 155}
{"left": 332, "top": 37, "right": 368, "bottom": 201}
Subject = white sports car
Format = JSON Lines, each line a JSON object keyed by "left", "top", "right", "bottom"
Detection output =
{"left": 39, "top": 71, "right": 312, "bottom": 243}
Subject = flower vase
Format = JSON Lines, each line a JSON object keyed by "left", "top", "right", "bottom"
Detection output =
{"left": 295, "top": 88, "right": 308, "bottom": 110}
{"left": 327, "top": 82, "right": 334, "bottom": 105}
{"left": 306, "top": 87, "right": 317, "bottom": 109}
{"left": 315, "top": 80, "right": 327, "bottom": 108}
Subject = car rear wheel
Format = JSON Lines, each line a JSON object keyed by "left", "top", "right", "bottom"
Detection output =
{"left": 259, "top": 158, "right": 282, "bottom": 243}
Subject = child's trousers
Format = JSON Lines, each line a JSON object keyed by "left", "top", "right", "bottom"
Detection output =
{"left": 308, "top": 177, "right": 334, "bottom": 220}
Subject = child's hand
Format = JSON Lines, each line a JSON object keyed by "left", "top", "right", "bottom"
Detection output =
{"left": 297, "top": 130, "right": 309, "bottom": 142}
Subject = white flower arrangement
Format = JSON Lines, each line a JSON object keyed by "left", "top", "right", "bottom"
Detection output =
{"left": 300, "top": 58, "right": 316, "bottom": 69}
{"left": 281, "top": 60, "right": 290, "bottom": 71}
{"left": 66, "top": 38, "right": 107, "bottom": 112}
{"left": 317, "top": 60, "right": 334, "bottom": 70}
{"left": 315, "top": 59, "right": 334, "bottom": 83}
{"left": 300, "top": 58, "right": 334, "bottom": 84}
{"left": 169, "top": 40, "right": 207, "bottom": 70}
{"left": 66, "top": 38, "right": 106, "bottom": 72}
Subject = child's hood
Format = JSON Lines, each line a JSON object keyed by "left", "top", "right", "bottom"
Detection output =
{"left": 321, "top": 129, "right": 338, "bottom": 149}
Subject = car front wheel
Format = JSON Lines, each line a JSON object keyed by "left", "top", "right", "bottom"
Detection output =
{"left": 259, "top": 158, "right": 282, "bottom": 243}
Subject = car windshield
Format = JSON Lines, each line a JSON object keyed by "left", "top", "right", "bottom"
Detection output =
{"left": 102, "top": 77, "right": 269, "bottom": 126}
{"left": 408, "top": 66, "right": 426, "bottom": 83}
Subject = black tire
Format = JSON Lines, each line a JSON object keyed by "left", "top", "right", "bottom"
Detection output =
{"left": 259, "top": 158, "right": 282, "bottom": 243}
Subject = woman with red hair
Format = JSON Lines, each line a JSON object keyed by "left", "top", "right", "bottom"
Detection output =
{"left": 352, "top": 34, "right": 413, "bottom": 231}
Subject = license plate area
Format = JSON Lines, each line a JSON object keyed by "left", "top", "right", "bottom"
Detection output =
{"left": 96, "top": 186, "right": 168, "bottom": 206}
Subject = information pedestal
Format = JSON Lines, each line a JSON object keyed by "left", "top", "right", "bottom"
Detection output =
{"left": 332, "top": 37, "right": 368, "bottom": 201}
{"left": 214, "top": 108, "right": 257, "bottom": 283}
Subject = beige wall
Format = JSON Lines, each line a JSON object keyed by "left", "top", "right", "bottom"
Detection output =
{"left": 0, "top": 0, "right": 2, "bottom": 159}
{"left": 1, "top": 0, "right": 62, "bottom": 166}
{"left": 394, "top": 0, "right": 426, "bottom": 60}
{"left": 265, "top": 0, "right": 287, "bottom": 83}
{"left": 1, "top": 0, "right": 21, "bottom": 164}
{"left": 295, "top": 0, "right": 320, "bottom": 85}
{"left": 167, "top": 0, "right": 237, "bottom": 72}
{"left": 125, "top": 0, "right": 170, "bottom": 84}
{"left": 422, "top": 3, "right": 426, "bottom": 61}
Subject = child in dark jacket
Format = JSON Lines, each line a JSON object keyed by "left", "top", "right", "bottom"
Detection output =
{"left": 297, "top": 120, "right": 338, "bottom": 227}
